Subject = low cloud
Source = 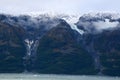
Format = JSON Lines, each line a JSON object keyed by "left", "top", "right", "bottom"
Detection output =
{"left": 92, "top": 19, "right": 119, "bottom": 31}
{"left": 77, "top": 19, "right": 120, "bottom": 34}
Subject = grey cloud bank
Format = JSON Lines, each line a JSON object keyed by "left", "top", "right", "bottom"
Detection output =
{"left": 0, "top": 0, "right": 120, "bottom": 15}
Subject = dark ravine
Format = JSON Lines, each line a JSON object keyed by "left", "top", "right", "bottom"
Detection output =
{"left": 0, "top": 13, "right": 120, "bottom": 76}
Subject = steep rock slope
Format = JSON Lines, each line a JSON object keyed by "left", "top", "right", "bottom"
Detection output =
{"left": 0, "top": 13, "right": 120, "bottom": 76}
{"left": 76, "top": 13, "right": 120, "bottom": 76}
{"left": 35, "top": 21, "right": 97, "bottom": 74}
{"left": 83, "top": 29, "right": 120, "bottom": 76}
{"left": 0, "top": 22, "right": 26, "bottom": 72}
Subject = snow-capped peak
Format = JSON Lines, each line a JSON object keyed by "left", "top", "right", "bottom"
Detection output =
{"left": 80, "top": 12, "right": 120, "bottom": 20}
{"left": 61, "top": 14, "right": 84, "bottom": 35}
{"left": 77, "top": 13, "right": 120, "bottom": 34}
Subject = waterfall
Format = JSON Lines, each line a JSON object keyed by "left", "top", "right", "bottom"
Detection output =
{"left": 23, "top": 39, "right": 33, "bottom": 72}
{"left": 23, "top": 39, "right": 39, "bottom": 72}
{"left": 25, "top": 39, "right": 34, "bottom": 56}
{"left": 83, "top": 39, "right": 102, "bottom": 74}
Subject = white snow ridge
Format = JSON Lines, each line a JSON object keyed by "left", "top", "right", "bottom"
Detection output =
{"left": 62, "top": 15, "right": 84, "bottom": 35}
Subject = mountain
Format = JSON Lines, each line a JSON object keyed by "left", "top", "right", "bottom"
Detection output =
{"left": 0, "top": 21, "right": 26, "bottom": 72}
{"left": 0, "top": 13, "right": 120, "bottom": 76}
{"left": 80, "top": 29, "right": 120, "bottom": 76}
{"left": 35, "top": 21, "right": 97, "bottom": 74}
{"left": 76, "top": 13, "right": 120, "bottom": 76}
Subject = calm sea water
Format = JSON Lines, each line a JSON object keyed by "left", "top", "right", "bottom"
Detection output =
{"left": 0, "top": 74, "right": 119, "bottom": 80}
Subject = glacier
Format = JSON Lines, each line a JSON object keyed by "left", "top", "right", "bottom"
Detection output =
{"left": 62, "top": 15, "right": 84, "bottom": 35}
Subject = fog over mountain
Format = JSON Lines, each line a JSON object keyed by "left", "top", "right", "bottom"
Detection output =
{"left": 77, "top": 13, "right": 120, "bottom": 33}
{"left": 0, "top": 0, "right": 120, "bottom": 77}
{"left": 0, "top": 13, "right": 120, "bottom": 76}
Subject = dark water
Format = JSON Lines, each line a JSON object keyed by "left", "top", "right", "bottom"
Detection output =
{"left": 0, "top": 74, "right": 119, "bottom": 80}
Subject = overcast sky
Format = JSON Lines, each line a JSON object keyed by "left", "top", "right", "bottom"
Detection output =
{"left": 0, "top": 0, "right": 119, "bottom": 15}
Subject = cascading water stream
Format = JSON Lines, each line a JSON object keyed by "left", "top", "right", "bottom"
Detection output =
{"left": 23, "top": 39, "right": 39, "bottom": 72}
{"left": 25, "top": 39, "right": 34, "bottom": 56}
{"left": 23, "top": 39, "right": 33, "bottom": 72}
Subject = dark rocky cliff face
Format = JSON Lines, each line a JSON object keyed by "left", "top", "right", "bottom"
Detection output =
{"left": 82, "top": 29, "right": 120, "bottom": 76}
{"left": 76, "top": 13, "right": 120, "bottom": 76}
{"left": 0, "top": 22, "right": 26, "bottom": 72}
{"left": 0, "top": 13, "right": 120, "bottom": 76}
{"left": 35, "top": 21, "right": 97, "bottom": 74}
